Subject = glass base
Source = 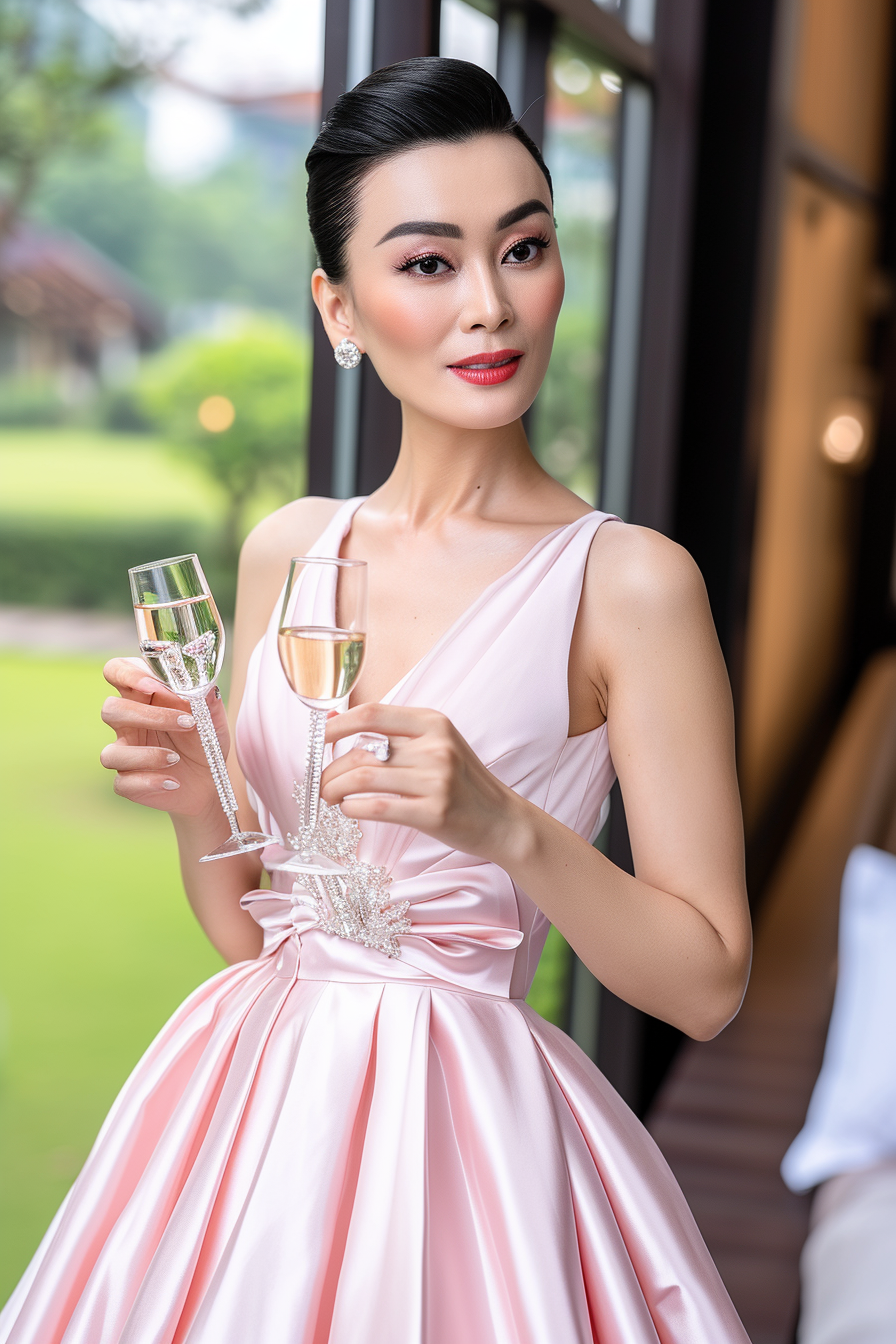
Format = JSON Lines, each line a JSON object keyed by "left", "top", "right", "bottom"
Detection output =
{"left": 272, "top": 850, "right": 347, "bottom": 876}
{"left": 199, "top": 831, "right": 275, "bottom": 862}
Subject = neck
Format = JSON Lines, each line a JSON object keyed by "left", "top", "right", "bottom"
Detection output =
{"left": 372, "top": 403, "right": 547, "bottom": 527}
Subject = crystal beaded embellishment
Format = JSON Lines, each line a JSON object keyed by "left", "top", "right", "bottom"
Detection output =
{"left": 295, "top": 867, "right": 410, "bottom": 960}
{"left": 288, "top": 779, "right": 361, "bottom": 866}
{"left": 287, "top": 778, "right": 411, "bottom": 959}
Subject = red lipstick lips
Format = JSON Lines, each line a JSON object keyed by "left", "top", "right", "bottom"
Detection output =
{"left": 448, "top": 349, "right": 524, "bottom": 386}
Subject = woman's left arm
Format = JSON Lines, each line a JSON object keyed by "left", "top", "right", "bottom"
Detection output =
{"left": 322, "top": 526, "right": 751, "bottom": 1041}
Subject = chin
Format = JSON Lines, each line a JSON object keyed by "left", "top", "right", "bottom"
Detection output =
{"left": 398, "top": 370, "right": 546, "bottom": 431}
{"left": 431, "top": 394, "right": 535, "bottom": 431}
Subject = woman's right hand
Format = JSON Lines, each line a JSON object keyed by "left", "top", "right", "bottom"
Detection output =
{"left": 100, "top": 657, "right": 228, "bottom": 818}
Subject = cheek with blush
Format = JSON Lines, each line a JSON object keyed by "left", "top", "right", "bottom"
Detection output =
{"left": 525, "top": 266, "right": 565, "bottom": 346}
{"left": 355, "top": 278, "right": 451, "bottom": 362}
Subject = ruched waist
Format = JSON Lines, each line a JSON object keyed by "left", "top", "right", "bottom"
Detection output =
{"left": 241, "top": 882, "right": 525, "bottom": 999}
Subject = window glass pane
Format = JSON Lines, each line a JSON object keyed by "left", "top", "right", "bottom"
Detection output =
{"left": 625, "top": 0, "right": 656, "bottom": 43}
{"left": 593, "top": 0, "right": 654, "bottom": 41}
{"left": 439, "top": 0, "right": 499, "bottom": 76}
{"left": 530, "top": 33, "right": 623, "bottom": 504}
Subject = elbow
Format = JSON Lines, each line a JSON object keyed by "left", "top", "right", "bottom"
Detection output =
{"left": 685, "top": 1006, "right": 737, "bottom": 1043}
{"left": 680, "top": 951, "right": 751, "bottom": 1042}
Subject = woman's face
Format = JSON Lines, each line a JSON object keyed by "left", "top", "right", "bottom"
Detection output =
{"left": 320, "top": 134, "right": 565, "bottom": 431}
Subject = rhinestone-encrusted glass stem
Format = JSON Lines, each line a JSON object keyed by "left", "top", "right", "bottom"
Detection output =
{"left": 192, "top": 695, "right": 241, "bottom": 841}
{"left": 298, "top": 707, "right": 327, "bottom": 858}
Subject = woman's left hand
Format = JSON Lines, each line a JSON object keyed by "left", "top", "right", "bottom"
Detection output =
{"left": 321, "top": 704, "right": 523, "bottom": 861}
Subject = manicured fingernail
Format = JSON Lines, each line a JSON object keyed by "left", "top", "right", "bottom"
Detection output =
{"left": 177, "top": 714, "right": 195, "bottom": 728}
{"left": 162, "top": 779, "right": 180, "bottom": 790}
{"left": 138, "top": 679, "right": 158, "bottom": 695}
{"left": 166, "top": 752, "right": 180, "bottom": 765}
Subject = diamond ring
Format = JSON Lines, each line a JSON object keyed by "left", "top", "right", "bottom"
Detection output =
{"left": 356, "top": 734, "right": 391, "bottom": 762}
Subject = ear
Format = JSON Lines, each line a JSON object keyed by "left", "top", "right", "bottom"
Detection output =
{"left": 311, "top": 269, "right": 363, "bottom": 353}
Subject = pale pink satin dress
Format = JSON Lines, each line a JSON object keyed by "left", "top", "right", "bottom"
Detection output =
{"left": 0, "top": 498, "right": 749, "bottom": 1343}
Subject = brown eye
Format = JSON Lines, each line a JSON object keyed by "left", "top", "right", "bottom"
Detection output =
{"left": 399, "top": 253, "right": 452, "bottom": 276}
{"left": 503, "top": 237, "right": 549, "bottom": 266}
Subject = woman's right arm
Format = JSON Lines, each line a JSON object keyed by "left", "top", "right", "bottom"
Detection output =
{"left": 100, "top": 495, "right": 342, "bottom": 964}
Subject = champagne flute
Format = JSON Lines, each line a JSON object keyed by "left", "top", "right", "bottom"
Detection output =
{"left": 129, "top": 553, "right": 276, "bottom": 862}
{"left": 276, "top": 555, "right": 368, "bottom": 873}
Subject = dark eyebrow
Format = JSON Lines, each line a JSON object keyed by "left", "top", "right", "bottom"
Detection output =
{"left": 375, "top": 198, "right": 552, "bottom": 247}
{"left": 376, "top": 220, "right": 463, "bottom": 245}
{"left": 496, "top": 198, "right": 552, "bottom": 230}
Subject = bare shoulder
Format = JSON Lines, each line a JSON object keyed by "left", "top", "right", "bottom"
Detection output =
{"left": 591, "top": 520, "right": 706, "bottom": 601}
{"left": 239, "top": 495, "right": 343, "bottom": 578}
{"left": 584, "top": 521, "right": 713, "bottom": 651}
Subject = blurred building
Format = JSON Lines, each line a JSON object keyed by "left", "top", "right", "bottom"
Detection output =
{"left": 304, "top": 1, "right": 896, "bottom": 1339}
{"left": 0, "top": 217, "right": 163, "bottom": 393}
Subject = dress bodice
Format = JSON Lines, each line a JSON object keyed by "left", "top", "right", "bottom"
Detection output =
{"left": 235, "top": 497, "right": 617, "bottom": 1000}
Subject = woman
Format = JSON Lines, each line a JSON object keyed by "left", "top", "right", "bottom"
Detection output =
{"left": 1, "top": 58, "right": 751, "bottom": 1342}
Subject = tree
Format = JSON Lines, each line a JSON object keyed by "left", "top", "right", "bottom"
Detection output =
{"left": 138, "top": 316, "right": 310, "bottom": 560}
{"left": 33, "top": 112, "right": 313, "bottom": 323}
{"left": 0, "top": 0, "right": 138, "bottom": 245}
{"left": 0, "top": 0, "right": 279, "bottom": 247}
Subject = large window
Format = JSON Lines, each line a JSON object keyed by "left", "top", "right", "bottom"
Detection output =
{"left": 530, "top": 32, "right": 623, "bottom": 503}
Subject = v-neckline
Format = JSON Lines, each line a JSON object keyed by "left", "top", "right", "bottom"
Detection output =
{"left": 326, "top": 496, "right": 595, "bottom": 709}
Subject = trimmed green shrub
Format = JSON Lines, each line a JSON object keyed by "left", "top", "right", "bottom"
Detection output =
{"left": 0, "top": 517, "right": 236, "bottom": 617}
{"left": 0, "top": 375, "right": 66, "bottom": 427}
{"left": 137, "top": 316, "right": 309, "bottom": 559}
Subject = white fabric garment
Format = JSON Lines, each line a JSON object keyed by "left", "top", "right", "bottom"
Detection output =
{"left": 781, "top": 843, "right": 896, "bottom": 1193}
{"left": 797, "top": 1159, "right": 896, "bottom": 1344}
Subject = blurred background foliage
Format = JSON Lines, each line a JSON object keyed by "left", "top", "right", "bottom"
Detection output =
{"left": 0, "top": 2, "right": 319, "bottom": 1292}
{"left": 33, "top": 112, "right": 313, "bottom": 321}
{"left": 137, "top": 316, "right": 310, "bottom": 560}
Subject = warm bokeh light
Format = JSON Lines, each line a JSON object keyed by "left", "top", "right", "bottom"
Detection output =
{"left": 822, "top": 414, "right": 864, "bottom": 463}
{"left": 197, "top": 395, "right": 235, "bottom": 432}
{"left": 820, "top": 397, "right": 873, "bottom": 468}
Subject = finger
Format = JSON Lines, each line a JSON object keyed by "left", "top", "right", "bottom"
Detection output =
{"left": 322, "top": 745, "right": 408, "bottom": 782}
{"left": 100, "top": 743, "right": 182, "bottom": 773}
{"left": 102, "top": 696, "right": 196, "bottom": 735}
{"left": 326, "top": 703, "right": 441, "bottom": 743}
{"left": 339, "top": 793, "right": 431, "bottom": 827}
{"left": 112, "top": 771, "right": 181, "bottom": 800}
{"left": 321, "top": 765, "right": 424, "bottom": 805}
{"left": 103, "top": 656, "right": 162, "bottom": 701}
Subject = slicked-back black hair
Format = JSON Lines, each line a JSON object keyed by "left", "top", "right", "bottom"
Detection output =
{"left": 305, "top": 56, "right": 553, "bottom": 283}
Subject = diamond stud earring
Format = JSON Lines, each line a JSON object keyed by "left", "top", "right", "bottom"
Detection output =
{"left": 334, "top": 338, "right": 362, "bottom": 369}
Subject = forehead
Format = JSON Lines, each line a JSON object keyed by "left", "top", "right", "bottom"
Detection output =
{"left": 352, "top": 134, "right": 551, "bottom": 244}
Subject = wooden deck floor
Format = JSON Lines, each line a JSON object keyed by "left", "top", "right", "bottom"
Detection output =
{"left": 646, "top": 652, "right": 896, "bottom": 1343}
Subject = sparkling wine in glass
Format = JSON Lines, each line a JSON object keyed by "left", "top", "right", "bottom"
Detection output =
{"left": 129, "top": 553, "right": 276, "bottom": 862}
{"left": 277, "top": 556, "right": 367, "bottom": 873}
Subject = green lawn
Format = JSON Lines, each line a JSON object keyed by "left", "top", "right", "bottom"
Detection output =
{"left": 0, "top": 651, "right": 225, "bottom": 1302}
{"left": 0, "top": 427, "right": 291, "bottom": 615}
{"left": 0, "top": 428, "right": 224, "bottom": 522}
{"left": 0, "top": 426, "right": 284, "bottom": 530}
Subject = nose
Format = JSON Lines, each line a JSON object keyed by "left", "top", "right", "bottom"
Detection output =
{"left": 459, "top": 259, "right": 513, "bottom": 333}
